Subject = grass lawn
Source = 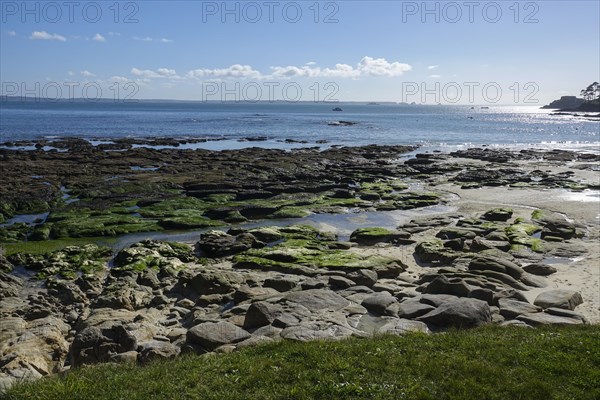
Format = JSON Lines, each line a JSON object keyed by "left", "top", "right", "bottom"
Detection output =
{"left": 4, "top": 325, "right": 599, "bottom": 400}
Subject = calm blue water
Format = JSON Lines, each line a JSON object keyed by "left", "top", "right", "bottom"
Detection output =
{"left": 1, "top": 101, "right": 598, "bottom": 150}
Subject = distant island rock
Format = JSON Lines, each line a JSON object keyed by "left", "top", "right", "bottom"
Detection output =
{"left": 542, "top": 96, "right": 585, "bottom": 110}
{"left": 328, "top": 120, "right": 357, "bottom": 126}
{"left": 332, "top": 107, "right": 343, "bottom": 112}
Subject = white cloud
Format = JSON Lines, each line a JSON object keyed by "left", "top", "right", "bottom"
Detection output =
{"left": 68, "top": 71, "right": 74, "bottom": 76}
{"left": 188, "top": 64, "right": 262, "bottom": 79}
{"left": 7, "top": 31, "right": 16, "bottom": 37}
{"left": 92, "top": 33, "right": 106, "bottom": 42}
{"left": 429, "top": 74, "right": 441, "bottom": 79}
{"left": 132, "top": 67, "right": 180, "bottom": 79}
{"left": 138, "top": 56, "right": 411, "bottom": 84}
{"left": 132, "top": 36, "right": 172, "bottom": 43}
{"left": 81, "top": 70, "right": 96, "bottom": 77}
{"left": 108, "top": 32, "right": 121, "bottom": 36}
{"left": 269, "top": 65, "right": 322, "bottom": 78}
{"left": 357, "top": 56, "right": 412, "bottom": 77}
{"left": 322, "top": 64, "right": 361, "bottom": 78}
{"left": 110, "top": 76, "right": 130, "bottom": 83}
{"left": 157, "top": 68, "right": 177, "bottom": 76}
{"left": 30, "top": 31, "right": 66, "bottom": 42}
{"left": 132, "top": 67, "right": 160, "bottom": 78}
{"left": 428, "top": 65, "right": 439, "bottom": 70}
{"left": 268, "top": 57, "right": 409, "bottom": 79}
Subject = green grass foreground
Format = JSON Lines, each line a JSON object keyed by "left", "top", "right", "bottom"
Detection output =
{"left": 4, "top": 326, "right": 599, "bottom": 400}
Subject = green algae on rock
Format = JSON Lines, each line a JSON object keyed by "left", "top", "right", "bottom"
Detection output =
{"left": 232, "top": 225, "right": 406, "bottom": 277}
{"left": 7, "top": 244, "right": 112, "bottom": 280}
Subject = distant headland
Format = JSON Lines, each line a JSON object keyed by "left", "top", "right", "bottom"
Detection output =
{"left": 542, "top": 82, "right": 600, "bottom": 114}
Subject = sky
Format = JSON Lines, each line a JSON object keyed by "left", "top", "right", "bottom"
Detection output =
{"left": 1, "top": 0, "right": 599, "bottom": 104}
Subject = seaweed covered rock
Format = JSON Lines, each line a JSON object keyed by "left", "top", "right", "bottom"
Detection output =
{"left": 233, "top": 225, "right": 405, "bottom": 277}
{"left": 7, "top": 244, "right": 111, "bottom": 280}
{"left": 112, "top": 241, "right": 193, "bottom": 274}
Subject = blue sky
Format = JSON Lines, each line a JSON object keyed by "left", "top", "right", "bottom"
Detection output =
{"left": 1, "top": 0, "right": 599, "bottom": 104}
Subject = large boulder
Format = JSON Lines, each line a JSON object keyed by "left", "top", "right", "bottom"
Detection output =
{"left": 92, "top": 282, "right": 153, "bottom": 311}
{"left": 350, "top": 228, "right": 411, "bottom": 246}
{"left": 189, "top": 270, "right": 244, "bottom": 295}
{"left": 0, "top": 317, "right": 69, "bottom": 383}
{"left": 361, "top": 292, "right": 398, "bottom": 316}
{"left": 468, "top": 255, "right": 524, "bottom": 279}
{"left": 263, "top": 276, "right": 298, "bottom": 292}
{"left": 0, "top": 272, "right": 23, "bottom": 299}
{"left": 197, "top": 231, "right": 262, "bottom": 257}
{"left": 415, "top": 239, "right": 459, "bottom": 264}
{"left": 187, "top": 321, "right": 251, "bottom": 352}
{"left": 417, "top": 298, "right": 491, "bottom": 329}
{"left": 138, "top": 340, "right": 180, "bottom": 363}
{"left": 482, "top": 208, "right": 513, "bottom": 222}
{"left": 70, "top": 324, "right": 137, "bottom": 367}
{"left": 243, "top": 301, "right": 284, "bottom": 329}
{"left": 533, "top": 290, "right": 583, "bottom": 311}
{"left": 346, "top": 269, "right": 378, "bottom": 287}
{"left": 523, "top": 263, "right": 557, "bottom": 276}
{"left": 422, "top": 275, "right": 472, "bottom": 297}
{"left": 0, "top": 255, "right": 14, "bottom": 273}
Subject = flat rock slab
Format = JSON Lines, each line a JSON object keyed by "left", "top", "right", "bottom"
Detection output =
{"left": 469, "top": 256, "right": 524, "bottom": 279}
{"left": 545, "top": 307, "right": 588, "bottom": 322}
{"left": 534, "top": 290, "right": 583, "bottom": 311}
{"left": 280, "top": 323, "right": 357, "bottom": 342}
{"left": 283, "top": 289, "right": 350, "bottom": 312}
{"left": 516, "top": 312, "right": 584, "bottom": 326}
{"left": 498, "top": 298, "right": 541, "bottom": 319}
{"left": 377, "top": 319, "right": 430, "bottom": 335}
{"left": 397, "top": 301, "right": 436, "bottom": 319}
{"left": 187, "top": 321, "right": 251, "bottom": 351}
{"left": 419, "top": 294, "right": 460, "bottom": 307}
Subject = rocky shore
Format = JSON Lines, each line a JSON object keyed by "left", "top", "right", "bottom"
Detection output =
{"left": 1, "top": 141, "right": 599, "bottom": 390}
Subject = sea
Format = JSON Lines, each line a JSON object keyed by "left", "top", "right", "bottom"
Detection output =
{"left": 1, "top": 101, "right": 599, "bottom": 153}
